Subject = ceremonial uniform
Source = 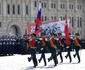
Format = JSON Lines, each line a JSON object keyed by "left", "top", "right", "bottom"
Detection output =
{"left": 6, "top": 38, "right": 9, "bottom": 55}
{"left": 1, "top": 38, "right": 3, "bottom": 55}
{"left": 48, "top": 36, "right": 58, "bottom": 66}
{"left": 11, "top": 38, "right": 15, "bottom": 55}
{"left": 8, "top": 38, "right": 11, "bottom": 55}
{"left": 15, "top": 38, "right": 20, "bottom": 54}
{"left": 73, "top": 33, "right": 81, "bottom": 63}
{"left": 3, "top": 38, "right": 7, "bottom": 56}
{"left": 8, "top": 38, "right": 12, "bottom": 55}
{"left": 5, "top": 37, "right": 8, "bottom": 55}
{"left": 27, "top": 34, "right": 38, "bottom": 68}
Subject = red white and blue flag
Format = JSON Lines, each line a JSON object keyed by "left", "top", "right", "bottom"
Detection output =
{"left": 35, "top": 1, "right": 42, "bottom": 35}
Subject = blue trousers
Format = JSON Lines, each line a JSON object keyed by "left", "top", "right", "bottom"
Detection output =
{"left": 49, "top": 47, "right": 58, "bottom": 65}
{"left": 66, "top": 47, "right": 72, "bottom": 62}
{"left": 74, "top": 46, "right": 80, "bottom": 61}
{"left": 29, "top": 48, "right": 38, "bottom": 66}
{"left": 39, "top": 47, "right": 46, "bottom": 65}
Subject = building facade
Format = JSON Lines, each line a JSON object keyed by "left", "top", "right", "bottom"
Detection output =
{"left": 0, "top": 0, "right": 84, "bottom": 36}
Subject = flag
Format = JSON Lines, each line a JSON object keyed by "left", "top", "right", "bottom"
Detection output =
{"left": 35, "top": 1, "right": 42, "bottom": 35}
{"left": 64, "top": 13, "right": 70, "bottom": 45}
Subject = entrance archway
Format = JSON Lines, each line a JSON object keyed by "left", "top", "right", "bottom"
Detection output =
{"left": 9, "top": 25, "right": 21, "bottom": 36}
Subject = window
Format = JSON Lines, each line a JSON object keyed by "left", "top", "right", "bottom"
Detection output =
{"left": 60, "top": 16, "right": 62, "bottom": 20}
{"left": 35, "top": 19, "right": 36, "bottom": 23}
{"left": 44, "top": 3, "right": 46, "bottom": 8}
{"left": 80, "top": 17, "right": 82, "bottom": 27}
{"left": 69, "top": 4, "right": 71, "bottom": 9}
{"left": 72, "top": 17, "right": 74, "bottom": 27}
{"left": 17, "top": 5, "right": 20, "bottom": 15}
{"left": 77, "top": 5, "right": 79, "bottom": 9}
{"left": 77, "top": 5, "right": 82, "bottom": 9}
{"left": 77, "top": 17, "right": 79, "bottom": 27}
{"left": 0, "top": 22, "right": 1, "bottom": 27}
{"left": 72, "top": 4, "right": 73, "bottom": 9}
{"left": 34, "top": 1, "right": 37, "bottom": 7}
{"left": 60, "top": 4, "right": 62, "bottom": 9}
{"left": 45, "top": 16, "right": 47, "bottom": 21}
{"left": 60, "top": 4, "right": 65, "bottom": 9}
{"left": 54, "top": 16, "right": 56, "bottom": 19}
{"left": 0, "top": 4, "right": 1, "bottom": 14}
{"left": 13, "top": 4, "right": 15, "bottom": 14}
{"left": 7, "top": 4, "right": 10, "bottom": 14}
{"left": 51, "top": 16, "right": 53, "bottom": 19}
{"left": 51, "top": 3, "right": 56, "bottom": 8}
{"left": 63, "top": 4, "right": 65, "bottom": 9}
{"left": 80, "top": 5, "right": 81, "bottom": 9}
{"left": 42, "top": 3, "right": 43, "bottom": 8}
{"left": 51, "top": 3, "right": 53, "bottom": 8}
{"left": 54, "top": 3, "right": 56, "bottom": 8}
{"left": 26, "top": 5, "right": 28, "bottom": 15}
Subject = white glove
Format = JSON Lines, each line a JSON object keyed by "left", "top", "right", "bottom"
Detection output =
{"left": 66, "top": 46, "right": 69, "bottom": 48}
{"left": 45, "top": 38, "right": 47, "bottom": 41}
{"left": 41, "top": 48, "right": 44, "bottom": 50}
{"left": 39, "top": 38, "right": 42, "bottom": 40}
